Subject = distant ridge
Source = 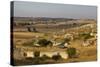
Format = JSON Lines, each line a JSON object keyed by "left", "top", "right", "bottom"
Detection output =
{"left": 13, "top": 17, "right": 76, "bottom": 21}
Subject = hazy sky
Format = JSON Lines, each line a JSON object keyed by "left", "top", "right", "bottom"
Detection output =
{"left": 13, "top": 1, "right": 97, "bottom": 19}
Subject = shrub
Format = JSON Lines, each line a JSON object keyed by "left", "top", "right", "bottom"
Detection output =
{"left": 23, "top": 52, "right": 27, "bottom": 57}
{"left": 42, "top": 54, "right": 50, "bottom": 59}
{"left": 27, "top": 27, "right": 37, "bottom": 32}
{"left": 37, "top": 39, "right": 53, "bottom": 47}
{"left": 67, "top": 47, "right": 76, "bottom": 58}
{"left": 27, "top": 27, "right": 31, "bottom": 32}
{"left": 64, "top": 38, "right": 70, "bottom": 43}
{"left": 34, "top": 51, "right": 40, "bottom": 58}
{"left": 41, "top": 54, "right": 51, "bottom": 61}
{"left": 52, "top": 53, "right": 62, "bottom": 61}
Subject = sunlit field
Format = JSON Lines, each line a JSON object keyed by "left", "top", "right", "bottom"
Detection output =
{"left": 12, "top": 18, "right": 97, "bottom": 66}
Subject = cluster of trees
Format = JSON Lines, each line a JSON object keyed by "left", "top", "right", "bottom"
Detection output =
{"left": 22, "top": 38, "right": 71, "bottom": 47}
{"left": 32, "top": 47, "right": 77, "bottom": 61}
{"left": 37, "top": 39, "right": 53, "bottom": 47}
{"left": 14, "top": 22, "right": 32, "bottom": 26}
{"left": 79, "top": 32, "right": 94, "bottom": 41}
{"left": 33, "top": 47, "right": 77, "bottom": 59}
{"left": 27, "top": 27, "right": 37, "bottom": 32}
{"left": 23, "top": 47, "right": 78, "bottom": 64}
{"left": 22, "top": 39, "right": 53, "bottom": 47}
{"left": 33, "top": 51, "right": 62, "bottom": 61}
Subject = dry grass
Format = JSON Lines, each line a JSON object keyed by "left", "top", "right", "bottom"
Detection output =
{"left": 12, "top": 22, "right": 97, "bottom": 65}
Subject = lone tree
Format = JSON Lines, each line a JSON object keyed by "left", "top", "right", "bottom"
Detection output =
{"left": 27, "top": 27, "right": 31, "bottom": 32}
{"left": 27, "top": 27, "right": 37, "bottom": 32}
{"left": 32, "top": 27, "right": 37, "bottom": 32}
{"left": 52, "top": 53, "right": 62, "bottom": 61}
{"left": 73, "top": 23, "right": 77, "bottom": 26}
{"left": 37, "top": 39, "right": 53, "bottom": 47}
{"left": 34, "top": 51, "right": 40, "bottom": 58}
{"left": 67, "top": 47, "right": 76, "bottom": 58}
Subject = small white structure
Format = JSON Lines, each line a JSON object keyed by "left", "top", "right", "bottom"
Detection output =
{"left": 64, "top": 43, "right": 69, "bottom": 47}
{"left": 25, "top": 51, "right": 34, "bottom": 58}
{"left": 60, "top": 52, "right": 68, "bottom": 59}
{"left": 34, "top": 43, "right": 40, "bottom": 46}
{"left": 82, "top": 41, "right": 90, "bottom": 47}
{"left": 52, "top": 41, "right": 61, "bottom": 46}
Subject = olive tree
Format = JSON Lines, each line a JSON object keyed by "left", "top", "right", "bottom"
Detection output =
{"left": 67, "top": 47, "right": 76, "bottom": 58}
